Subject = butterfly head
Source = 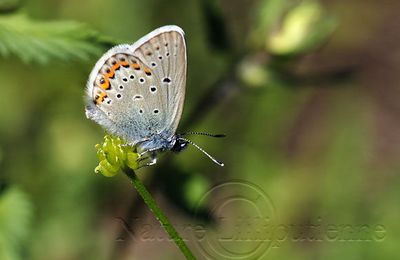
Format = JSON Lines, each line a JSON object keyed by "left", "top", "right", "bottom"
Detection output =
{"left": 170, "top": 132, "right": 225, "bottom": 166}
{"left": 171, "top": 136, "right": 189, "bottom": 153}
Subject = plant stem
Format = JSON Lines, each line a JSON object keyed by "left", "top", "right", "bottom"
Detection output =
{"left": 124, "top": 167, "right": 196, "bottom": 260}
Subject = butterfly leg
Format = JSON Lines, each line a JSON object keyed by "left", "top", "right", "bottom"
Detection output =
{"left": 146, "top": 153, "right": 157, "bottom": 166}
{"left": 136, "top": 151, "right": 157, "bottom": 168}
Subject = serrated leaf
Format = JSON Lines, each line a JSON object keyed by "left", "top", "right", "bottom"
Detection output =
{"left": 0, "top": 13, "right": 115, "bottom": 64}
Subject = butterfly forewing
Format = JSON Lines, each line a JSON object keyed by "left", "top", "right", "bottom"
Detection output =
{"left": 132, "top": 28, "right": 187, "bottom": 136}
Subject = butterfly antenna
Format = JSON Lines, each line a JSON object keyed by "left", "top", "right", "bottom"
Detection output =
{"left": 181, "top": 132, "right": 226, "bottom": 138}
{"left": 179, "top": 137, "right": 224, "bottom": 166}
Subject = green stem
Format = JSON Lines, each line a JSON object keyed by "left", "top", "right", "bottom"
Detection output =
{"left": 124, "top": 167, "right": 196, "bottom": 260}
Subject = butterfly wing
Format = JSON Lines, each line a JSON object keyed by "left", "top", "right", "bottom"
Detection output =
{"left": 131, "top": 25, "right": 187, "bottom": 136}
{"left": 85, "top": 26, "right": 186, "bottom": 145}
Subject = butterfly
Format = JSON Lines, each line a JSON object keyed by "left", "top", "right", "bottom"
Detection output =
{"left": 85, "top": 25, "right": 224, "bottom": 167}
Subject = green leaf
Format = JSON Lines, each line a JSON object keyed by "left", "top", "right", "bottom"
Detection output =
{"left": 0, "top": 0, "right": 21, "bottom": 12}
{"left": 0, "top": 187, "right": 32, "bottom": 260}
{"left": 0, "top": 13, "right": 115, "bottom": 64}
{"left": 267, "top": 0, "right": 338, "bottom": 56}
{"left": 249, "top": 0, "right": 291, "bottom": 49}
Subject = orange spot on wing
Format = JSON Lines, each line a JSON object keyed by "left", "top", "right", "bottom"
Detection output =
{"left": 144, "top": 67, "right": 152, "bottom": 76}
{"left": 131, "top": 63, "right": 140, "bottom": 70}
{"left": 112, "top": 63, "right": 121, "bottom": 71}
{"left": 100, "top": 77, "right": 110, "bottom": 90}
{"left": 95, "top": 92, "right": 107, "bottom": 104}
{"left": 120, "top": 61, "right": 129, "bottom": 68}
{"left": 105, "top": 70, "right": 115, "bottom": 79}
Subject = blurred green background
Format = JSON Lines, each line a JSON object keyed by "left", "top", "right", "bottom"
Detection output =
{"left": 0, "top": 0, "right": 399, "bottom": 259}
